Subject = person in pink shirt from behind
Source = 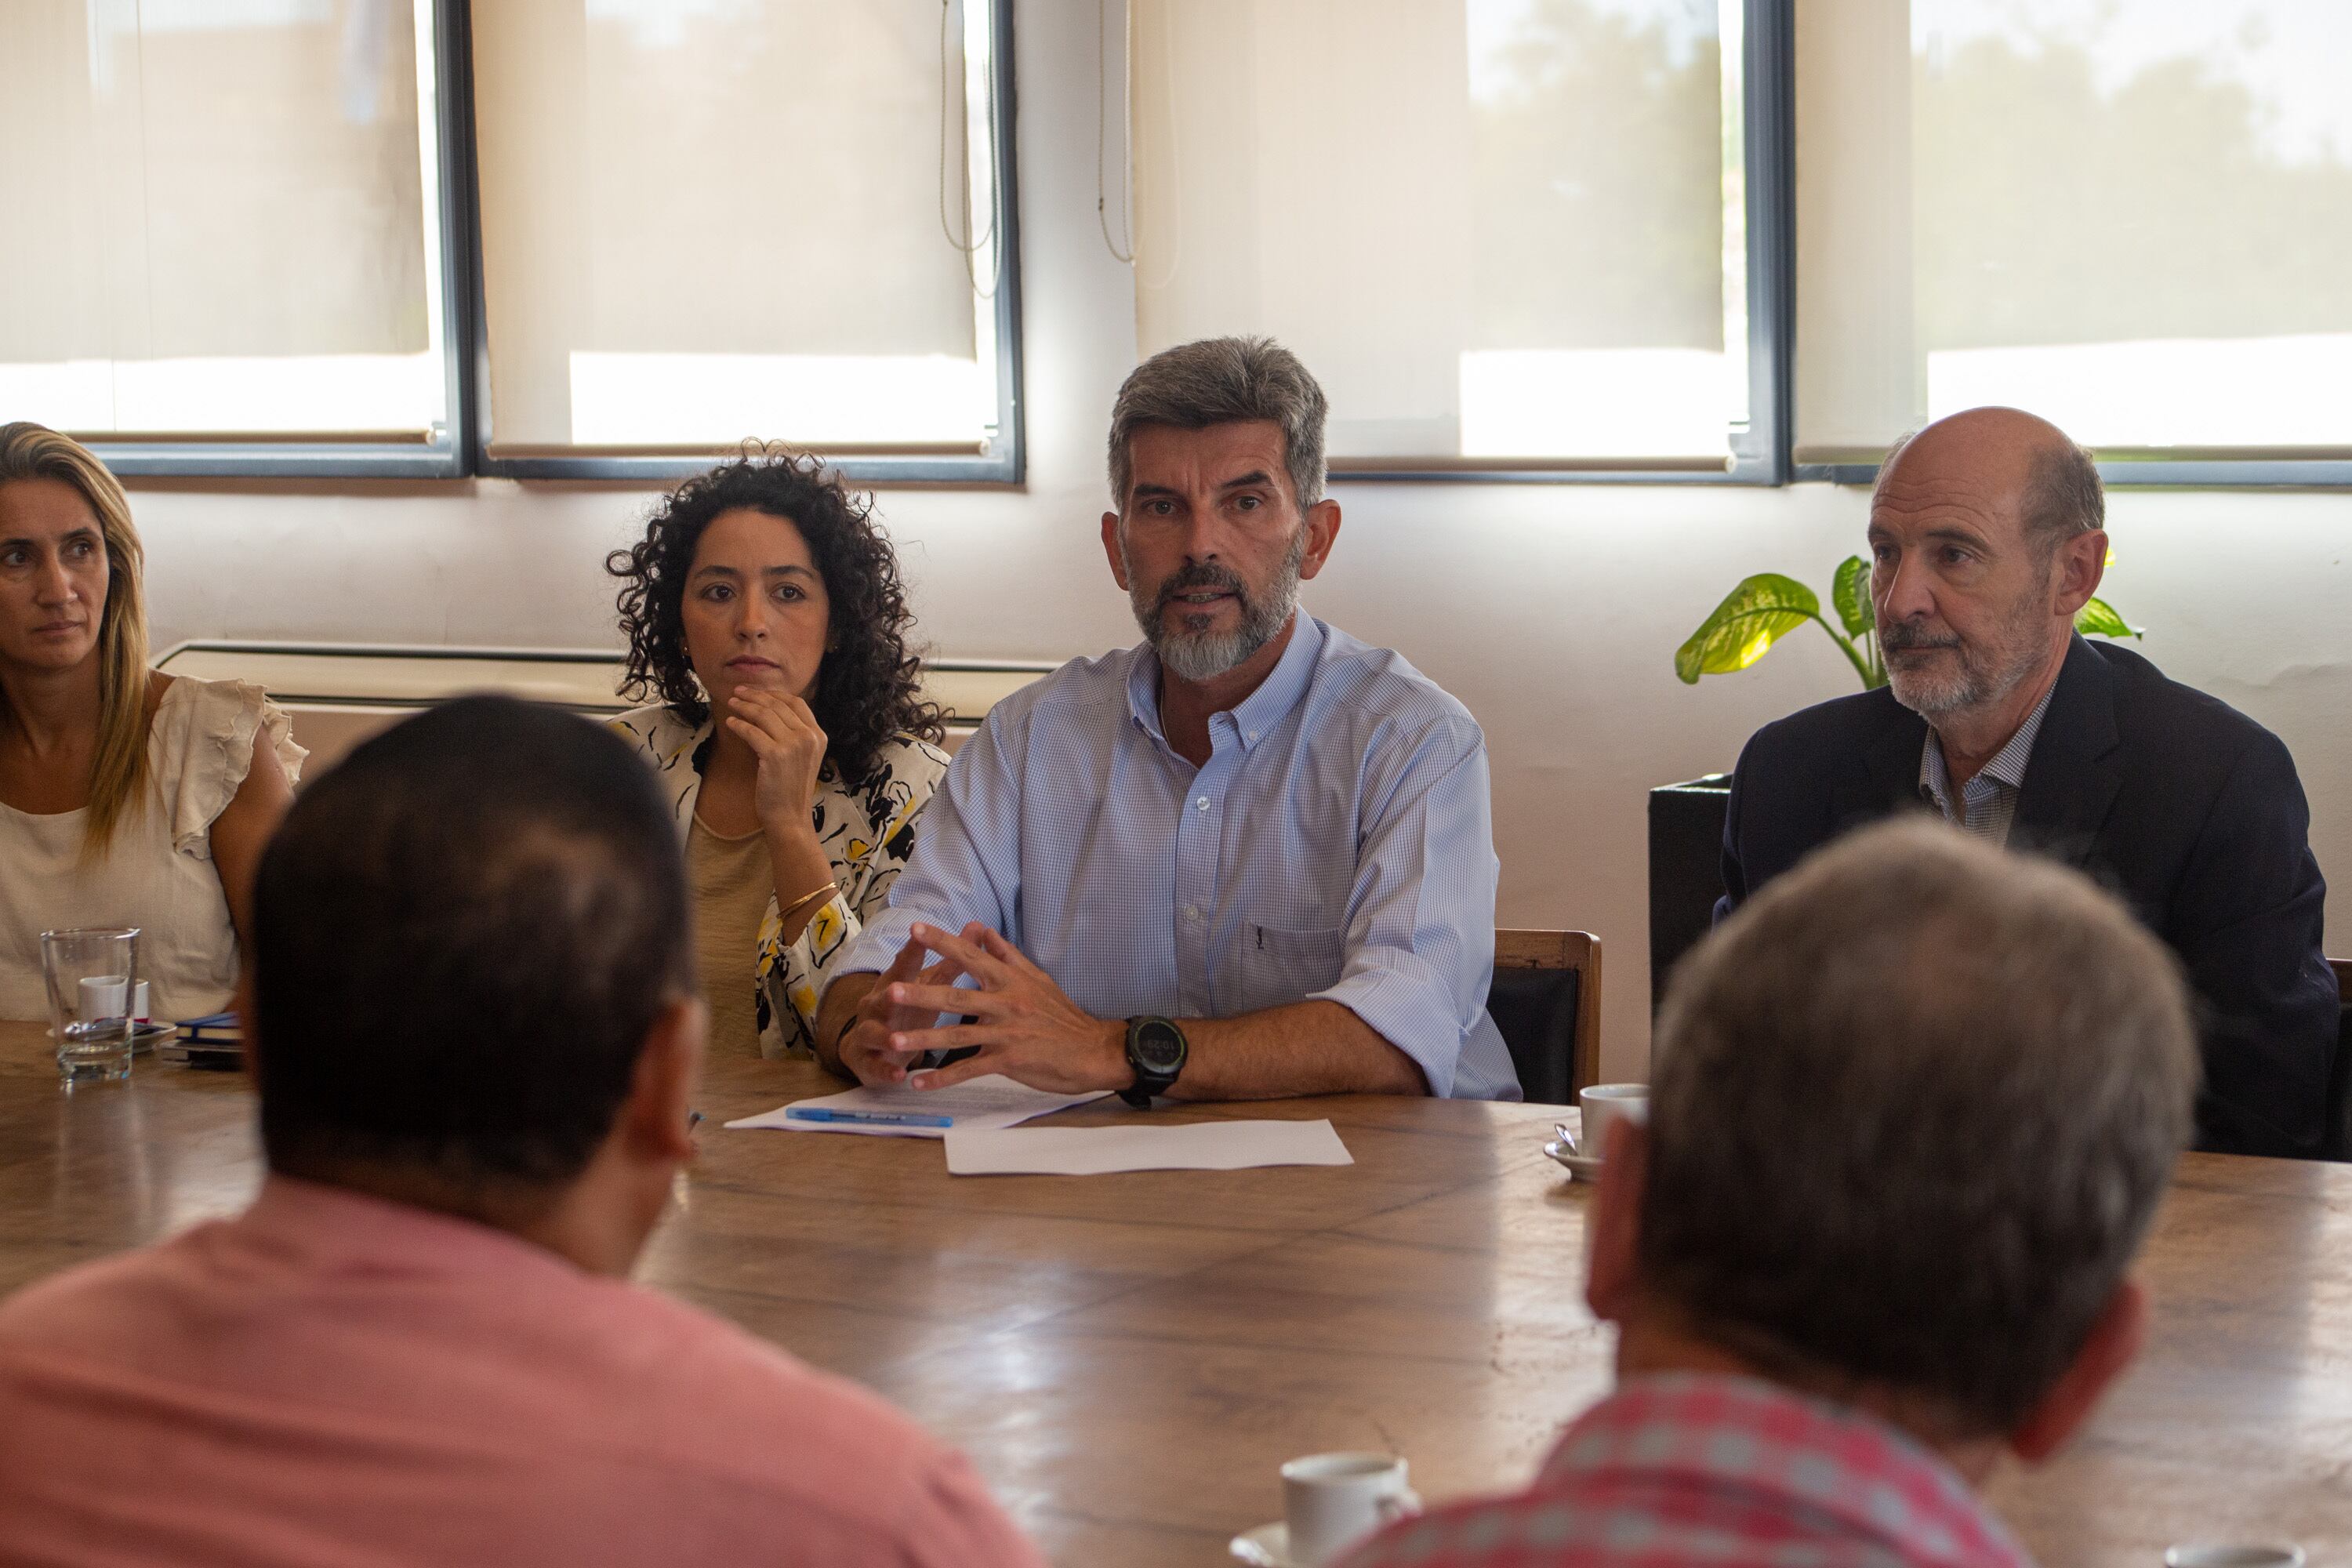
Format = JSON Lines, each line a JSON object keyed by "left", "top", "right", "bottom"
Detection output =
{"left": 1339, "top": 818, "right": 2201, "bottom": 1568}
{"left": 0, "top": 695, "right": 1044, "bottom": 1568}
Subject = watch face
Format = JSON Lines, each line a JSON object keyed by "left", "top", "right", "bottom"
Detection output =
{"left": 1134, "top": 1018, "right": 1185, "bottom": 1073}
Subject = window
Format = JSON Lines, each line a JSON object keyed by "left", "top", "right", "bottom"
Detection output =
{"left": 1795, "top": 0, "right": 2352, "bottom": 477}
{"left": 0, "top": 0, "right": 461, "bottom": 475}
{"left": 468, "top": 0, "right": 1021, "bottom": 481}
{"left": 1128, "top": 0, "right": 1784, "bottom": 480}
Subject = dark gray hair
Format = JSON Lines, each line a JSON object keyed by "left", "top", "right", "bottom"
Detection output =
{"left": 1107, "top": 336, "right": 1329, "bottom": 512}
{"left": 1642, "top": 818, "right": 2197, "bottom": 1437}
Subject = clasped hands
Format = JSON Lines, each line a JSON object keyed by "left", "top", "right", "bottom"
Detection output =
{"left": 838, "top": 922, "right": 1131, "bottom": 1094}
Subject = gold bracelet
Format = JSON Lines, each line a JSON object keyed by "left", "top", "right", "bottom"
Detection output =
{"left": 778, "top": 882, "right": 837, "bottom": 923}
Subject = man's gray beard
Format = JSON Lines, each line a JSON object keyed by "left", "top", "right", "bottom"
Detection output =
{"left": 1124, "top": 526, "right": 1305, "bottom": 683}
{"left": 1884, "top": 644, "right": 1986, "bottom": 717}
{"left": 1880, "top": 595, "right": 2049, "bottom": 720}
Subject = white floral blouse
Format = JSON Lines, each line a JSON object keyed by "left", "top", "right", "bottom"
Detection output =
{"left": 610, "top": 704, "right": 949, "bottom": 1060}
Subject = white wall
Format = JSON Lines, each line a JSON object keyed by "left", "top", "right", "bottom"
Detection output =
{"left": 125, "top": 0, "right": 2352, "bottom": 1085}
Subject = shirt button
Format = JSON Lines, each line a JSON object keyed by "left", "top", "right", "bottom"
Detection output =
{"left": 1194, "top": 796, "right": 1210, "bottom": 812}
{"left": 1182, "top": 904, "right": 1202, "bottom": 923}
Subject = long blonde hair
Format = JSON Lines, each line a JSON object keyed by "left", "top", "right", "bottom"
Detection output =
{"left": 0, "top": 423, "right": 152, "bottom": 855}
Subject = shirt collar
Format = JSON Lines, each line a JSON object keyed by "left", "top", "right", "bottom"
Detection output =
{"left": 1124, "top": 612, "right": 1326, "bottom": 755}
{"left": 1544, "top": 1372, "right": 2028, "bottom": 1567}
{"left": 1982, "top": 673, "right": 2057, "bottom": 790}
{"left": 233, "top": 1174, "right": 595, "bottom": 1288}
{"left": 1919, "top": 670, "right": 2060, "bottom": 805}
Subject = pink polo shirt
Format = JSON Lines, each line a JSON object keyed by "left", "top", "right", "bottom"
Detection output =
{"left": 0, "top": 1176, "right": 1044, "bottom": 1568}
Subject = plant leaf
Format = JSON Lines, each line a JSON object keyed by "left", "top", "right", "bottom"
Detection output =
{"left": 1831, "top": 554, "right": 1874, "bottom": 639}
{"left": 1675, "top": 574, "right": 1822, "bottom": 684}
{"left": 2074, "top": 597, "right": 2141, "bottom": 639}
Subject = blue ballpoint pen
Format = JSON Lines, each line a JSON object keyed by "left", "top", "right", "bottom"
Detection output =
{"left": 784, "top": 1106, "right": 954, "bottom": 1128}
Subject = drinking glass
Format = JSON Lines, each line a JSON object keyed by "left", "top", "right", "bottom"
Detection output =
{"left": 42, "top": 927, "right": 140, "bottom": 1088}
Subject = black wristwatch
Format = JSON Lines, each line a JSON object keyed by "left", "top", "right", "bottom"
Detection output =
{"left": 1120, "top": 1016, "right": 1189, "bottom": 1107}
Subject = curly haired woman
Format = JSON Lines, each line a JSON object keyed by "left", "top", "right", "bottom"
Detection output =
{"left": 608, "top": 447, "right": 947, "bottom": 1061}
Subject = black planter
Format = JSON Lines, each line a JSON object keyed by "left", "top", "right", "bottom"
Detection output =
{"left": 1648, "top": 775, "right": 1731, "bottom": 1011}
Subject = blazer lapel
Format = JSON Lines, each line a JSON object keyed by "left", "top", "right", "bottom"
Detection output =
{"left": 1849, "top": 694, "right": 1932, "bottom": 825}
{"left": 2013, "top": 635, "right": 2124, "bottom": 868}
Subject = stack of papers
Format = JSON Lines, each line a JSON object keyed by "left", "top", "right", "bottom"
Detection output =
{"left": 724, "top": 1075, "right": 1109, "bottom": 1138}
{"left": 945, "top": 1119, "right": 1354, "bottom": 1175}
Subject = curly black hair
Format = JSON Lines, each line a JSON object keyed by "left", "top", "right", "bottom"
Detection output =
{"left": 607, "top": 445, "right": 944, "bottom": 789}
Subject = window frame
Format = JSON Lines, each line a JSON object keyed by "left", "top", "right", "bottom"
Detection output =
{"left": 1301, "top": 0, "right": 1795, "bottom": 488}
{"left": 462, "top": 0, "right": 1026, "bottom": 487}
{"left": 66, "top": 0, "right": 2348, "bottom": 491}
{"left": 1783, "top": 0, "right": 2352, "bottom": 492}
{"left": 1795, "top": 456, "right": 2352, "bottom": 490}
{"left": 77, "top": 0, "right": 476, "bottom": 481}
{"left": 72, "top": 0, "right": 1025, "bottom": 486}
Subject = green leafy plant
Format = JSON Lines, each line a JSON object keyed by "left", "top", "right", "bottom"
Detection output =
{"left": 1675, "top": 555, "right": 2139, "bottom": 689}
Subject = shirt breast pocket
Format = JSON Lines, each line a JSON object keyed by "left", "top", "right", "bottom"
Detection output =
{"left": 1234, "top": 920, "right": 1347, "bottom": 1014}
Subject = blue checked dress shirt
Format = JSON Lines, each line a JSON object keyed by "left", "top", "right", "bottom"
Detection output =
{"left": 835, "top": 615, "right": 1521, "bottom": 1100}
{"left": 1917, "top": 675, "right": 2059, "bottom": 846}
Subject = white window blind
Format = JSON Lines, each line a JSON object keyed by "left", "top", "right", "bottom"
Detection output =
{"left": 471, "top": 0, "right": 1007, "bottom": 458}
{"left": 1131, "top": 0, "right": 1751, "bottom": 470}
{"left": 0, "top": 0, "right": 447, "bottom": 441}
{"left": 1795, "top": 0, "right": 2352, "bottom": 462}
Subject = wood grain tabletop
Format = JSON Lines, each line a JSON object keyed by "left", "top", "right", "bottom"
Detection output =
{"left": 2, "top": 1018, "right": 2347, "bottom": 1565}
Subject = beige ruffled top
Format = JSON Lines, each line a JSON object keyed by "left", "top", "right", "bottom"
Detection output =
{"left": 0, "top": 677, "right": 306, "bottom": 1023}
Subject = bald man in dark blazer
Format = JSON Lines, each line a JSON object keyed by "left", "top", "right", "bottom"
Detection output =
{"left": 1718, "top": 409, "right": 2335, "bottom": 1158}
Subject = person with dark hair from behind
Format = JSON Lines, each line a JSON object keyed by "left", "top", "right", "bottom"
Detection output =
{"left": 0, "top": 698, "right": 1043, "bottom": 1568}
{"left": 1340, "top": 818, "right": 2199, "bottom": 1568}
{"left": 608, "top": 445, "right": 949, "bottom": 1063}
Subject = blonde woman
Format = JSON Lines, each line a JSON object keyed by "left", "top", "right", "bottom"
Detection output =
{"left": 607, "top": 448, "right": 948, "bottom": 1062}
{"left": 0, "top": 423, "right": 303, "bottom": 1022}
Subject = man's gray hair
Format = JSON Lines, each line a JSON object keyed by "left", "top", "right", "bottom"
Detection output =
{"left": 1107, "top": 336, "right": 1329, "bottom": 512}
{"left": 1878, "top": 422, "right": 2104, "bottom": 558}
{"left": 2022, "top": 436, "right": 2104, "bottom": 550}
{"left": 1642, "top": 818, "right": 2197, "bottom": 1437}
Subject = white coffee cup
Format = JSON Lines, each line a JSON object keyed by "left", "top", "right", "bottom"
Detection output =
{"left": 78, "top": 975, "right": 129, "bottom": 1022}
{"left": 1577, "top": 1083, "right": 1649, "bottom": 1162}
{"left": 130, "top": 981, "right": 151, "bottom": 1024}
{"left": 1281, "top": 1452, "right": 1418, "bottom": 1567}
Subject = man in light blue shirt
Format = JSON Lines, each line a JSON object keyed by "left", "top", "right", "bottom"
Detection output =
{"left": 816, "top": 337, "right": 1518, "bottom": 1102}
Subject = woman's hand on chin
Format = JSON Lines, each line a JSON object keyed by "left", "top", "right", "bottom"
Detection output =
{"left": 724, "top": 688, "right": 828, "bottom": 842}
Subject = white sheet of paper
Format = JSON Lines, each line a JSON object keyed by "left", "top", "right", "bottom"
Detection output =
{"left": 724, "top": 1075, "right": 1109, "bottom": 1138}
{"left": 944, "top": 1119, "right": 1354, "bottom": 1175}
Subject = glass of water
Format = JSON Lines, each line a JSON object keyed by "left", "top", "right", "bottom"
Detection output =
{"left": 42, "top": 927, "right": 141, "bottom": 1088}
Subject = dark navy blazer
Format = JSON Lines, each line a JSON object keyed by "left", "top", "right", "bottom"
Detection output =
{"left": 1718, "top": 635, "right": 2336, "bottom": 1157}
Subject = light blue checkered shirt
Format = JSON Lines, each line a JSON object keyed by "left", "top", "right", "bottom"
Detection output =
{"left": 836, "top": 615, "right": 1520, "bottom": 1099}
{"left": 1918, "top": 677, "right": 2059, "bottom": 845}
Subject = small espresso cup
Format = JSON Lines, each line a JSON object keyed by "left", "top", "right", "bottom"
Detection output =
{"left": 1281, "top": 1452, "right": 1418, "bottom": 1566}
{"left": 1576, "top": 1083, "right": 1649, "bottom": 1162}
{"left": 2164, "top": 1548, "right": 2305, "bottom": 1568}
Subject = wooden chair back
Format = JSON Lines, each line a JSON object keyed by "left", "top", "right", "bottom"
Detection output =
{"left": 1486, "top": 930, "right": 1602, "bottom": 1105}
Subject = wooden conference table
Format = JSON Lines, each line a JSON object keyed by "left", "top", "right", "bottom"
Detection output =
{"left": 3, "top": 1018, "right": 2350, "bottom": 1566}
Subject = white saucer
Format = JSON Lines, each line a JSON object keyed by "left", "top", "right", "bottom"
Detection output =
{"left": 48, "top": 1021, "right": 176, "bottom": 1052}
{"left": 1230, "top": 1522, "right": 1297, "bottom": 1566}
{"left": 1543, "top": 1137, "right": 1605, "bottom": 1180}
